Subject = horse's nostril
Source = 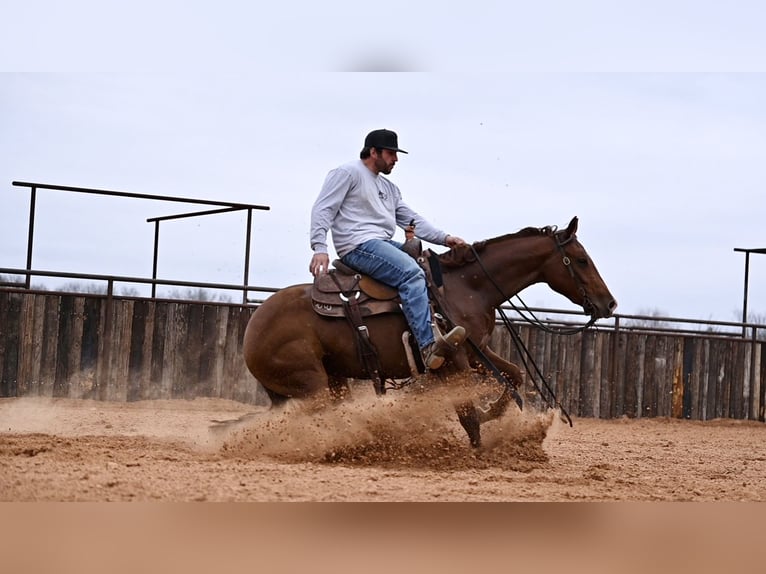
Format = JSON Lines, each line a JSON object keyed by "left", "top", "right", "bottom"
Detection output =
{"left": 609, "top": 299, "right": 618, "bottom": 311}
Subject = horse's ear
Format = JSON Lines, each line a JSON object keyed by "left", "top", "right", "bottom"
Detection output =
{"left": 565, "top": 216, "right": 579, "bottom": 238}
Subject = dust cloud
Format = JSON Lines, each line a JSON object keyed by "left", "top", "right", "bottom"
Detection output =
{"left": 215, "top": 376, "right": 556, "bottom": 471}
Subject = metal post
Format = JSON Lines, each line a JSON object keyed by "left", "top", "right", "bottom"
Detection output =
{"left": 25, "top": 186, "right": 37, "bottom": 289}
{"left": 611, "top": 315, "right": 620, "bottom": 417}
{"left": 243, "top": 208, "right": 253, "bottom": 305}
{"left": 750, "top": 324, "right": 758, "bottom": 420}
{"left": 734, "top": 247, "right": 766, "bottom": 338}
{"left": 742, "top": 251, "right": 750, "bottom": 337}
{"left": 100, "top": 278, "right": 115, "bottom": 401}
{"left": 152, "top": 220, "right": 160, "bottom": 298}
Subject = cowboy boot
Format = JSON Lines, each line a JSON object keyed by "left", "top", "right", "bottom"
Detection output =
{"left": 423, "top": 324, "right": 467, "bottom": 370}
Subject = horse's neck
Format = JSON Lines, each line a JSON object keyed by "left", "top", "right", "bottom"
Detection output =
{"left": 448, "top": 236, "right": 552, "bottom": 308}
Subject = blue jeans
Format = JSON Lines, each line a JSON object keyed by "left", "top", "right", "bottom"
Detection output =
{"left": 341, "top": 239, "right": 434, "bottom": 349}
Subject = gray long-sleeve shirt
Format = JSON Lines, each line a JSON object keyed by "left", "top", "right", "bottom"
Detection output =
{"left": 310, "top": 160, "right": 448, "bottom": 258}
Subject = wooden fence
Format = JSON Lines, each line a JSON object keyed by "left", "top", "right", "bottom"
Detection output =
{"left": 492, "top": 326, "right": 764, "bottom": 421}
{"left": 0, "top": 290, "right": 264, "bottom": 404}
{"left": 1, "top": 290, "right": 764, "bottom": 421}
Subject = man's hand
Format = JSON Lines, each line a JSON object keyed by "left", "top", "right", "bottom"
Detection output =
{"left": 445, "top": 235, "right": 467, "bottom": 247}
{"left": 310, "top": 253, "right": 330, "bottom": 277}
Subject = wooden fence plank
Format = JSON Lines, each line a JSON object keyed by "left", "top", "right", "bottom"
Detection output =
{"left": 150, "top": 300, "right": 168, "bottom": 399}
{"left": 198, "top": 305, "right": 219, "bottom": 397}
{"left": 760, "top": 343, "right": 764, "bottom": 420}
{"left": 758, "top": 342, "right": 765, "bottom": 421}
{"left": 161, "top": 302, "right": 180, "bottom": 399}
{"left": 687, "top": 337, "right": 699, "bottom": 419}
{"left": 658, "top": 336, "right": 672, "bottom": 417}
{"left": 594, "top": 333, "right": 606, "bottom": 417}
{"left": 569, "top": 335, "right": 583, "bottom": 416}
{"left": 736, "top": 340, "right": 747, "bottom": 418}
{"left": 0, "top": 292, "right": 8, "bottom": 395}
{"left": 605, "top": 332, "right": 616, "bottom": 417}
{"left": 546, "top": 332, "right": 562, "bottom": 411}
{"left": 645, "top": 336, "right": 661, "bottom": 418}
{"left": 660, "top": 336, "right": 674, "bottom": 415}
{"left": 139, "top": 301, "right": 156, "bottom": 400}
{"left": 66, "top": 297, "right": 85, "bottom": 398}
{"left": 128, "top": 299, "right": 148, "bottom": 401}
{"left": 183, "top": 303, "right": 204, "bottom": 399}
{"left": 80, "top": 297, "right": 101, "bottom": 398}
{"left": 39, "top": 295, "right": 60, "bottom": 396}
{"left": 94, "top": 297, "right": 109, "bottom": 400}
{"left": 212, "top": 306, "right": 229, "bottom": 398}
{"left": 614, "top": 332, "right": 627, "bottom": 417}
{"left": 168, "top": 303, "right": 188, "bottom": 399}
{"left": 709, "top": 343, "right": 722, "bottom": 419}
{"left": 113, "top": 300, "right": 134, "bottom": 401}
{"left": 236, "top": 306, "right": 256, "bottom": 402}
{"left": 625, "top": 333, "right": 646, "bottom": 418}
{"left": 15, "top": 295, "right": 31, "bottom": 396}
{"left": 579, "top": 331, "right": 596, "bottom": 417}
{"left": 0, "top": 293, "right": 21, "bottom": 396}
{"left": 54, "top": 295, "right": 73, "bottom": 397}
{"left": 29, "top": 295, "right": 46, "bottom": 395}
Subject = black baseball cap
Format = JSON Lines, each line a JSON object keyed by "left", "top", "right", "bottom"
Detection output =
{"left": 363, "top": 129, "right": 408, "bottom": 154}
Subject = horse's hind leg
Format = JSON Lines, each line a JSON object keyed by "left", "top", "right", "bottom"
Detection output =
{"left": 264, "top": 386, "right": 290, "bottom": 409}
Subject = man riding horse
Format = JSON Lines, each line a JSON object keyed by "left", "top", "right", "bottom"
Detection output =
{"left": 309, "top": 128, "right": 467, "bottom": 370}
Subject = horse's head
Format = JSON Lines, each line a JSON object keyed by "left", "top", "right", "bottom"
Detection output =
{"left": 543, "top": 217, "right": 617, "bottom": 319}
{"left": 439, "top": 217, "right": 617, "bottom": 320}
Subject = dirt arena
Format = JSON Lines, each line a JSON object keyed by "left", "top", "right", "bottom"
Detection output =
{"left": 2, "top": 384, "right": 765, "bottom": 502}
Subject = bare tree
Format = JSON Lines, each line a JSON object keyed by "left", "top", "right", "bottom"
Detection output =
{"left": 57, "top": 281, "right": 108, "bottom": 294}
{"left": 160, "top": 287, "right": 233, "bottom": 302}
{"left": 622, "top": 307, "right": 671, "bottom": 329}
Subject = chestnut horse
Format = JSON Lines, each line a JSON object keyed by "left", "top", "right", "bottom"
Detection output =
{"left": 243, "top": 217, "right": 617, "bottom": 446}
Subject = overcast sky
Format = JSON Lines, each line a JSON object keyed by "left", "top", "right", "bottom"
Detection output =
{"left": 2, "top": 3, "right": 765, "bottom": 324}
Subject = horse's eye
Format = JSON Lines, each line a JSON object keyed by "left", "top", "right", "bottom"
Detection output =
{"left": 577, "top": 257, "right": 588, "bottom": 266}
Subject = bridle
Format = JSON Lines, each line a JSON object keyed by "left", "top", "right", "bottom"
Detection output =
{"left": 551, "top": 229, "right": 598, "bottom": 324}
{"left": 469, "top": 226, "right": 597, "bottom": 335}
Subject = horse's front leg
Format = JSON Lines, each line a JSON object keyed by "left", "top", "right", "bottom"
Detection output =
{"left": 481, "top": 347, "right": 523, "bottom": 386}
{"left": 474, "top": 347, "right": 524, "bottom": 424}
{"left": 454, "top": 400, "right": 482, "bottom": 448}
{"left": 430, "top": 355, "right": 483, "bottom": 448}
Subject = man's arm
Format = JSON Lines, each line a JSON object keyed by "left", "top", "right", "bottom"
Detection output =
{"left": 309, "top": 168, "right": 352, "bottom": 275}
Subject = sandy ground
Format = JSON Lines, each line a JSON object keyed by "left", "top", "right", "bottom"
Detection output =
{"left": 2, "top": 386, "right": 765, "bottom": 502}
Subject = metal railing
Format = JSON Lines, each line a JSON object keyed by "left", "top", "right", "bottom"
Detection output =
{"left": 0, "top": 266, "right": 280, "bottom": 304}
{"left": 11, "top": 181, "right": 270, "bottom": 303}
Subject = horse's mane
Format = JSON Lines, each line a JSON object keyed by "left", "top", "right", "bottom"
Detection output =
{"left": 438, "top": 226, "right": 555, "bottom": 268}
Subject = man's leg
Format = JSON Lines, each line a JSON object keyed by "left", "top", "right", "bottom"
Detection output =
{"left": 341, "top": 239, "right": 434, "bottom": 348}
{"left": 342, "top": 240, "right": 465, "bottom": 369}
